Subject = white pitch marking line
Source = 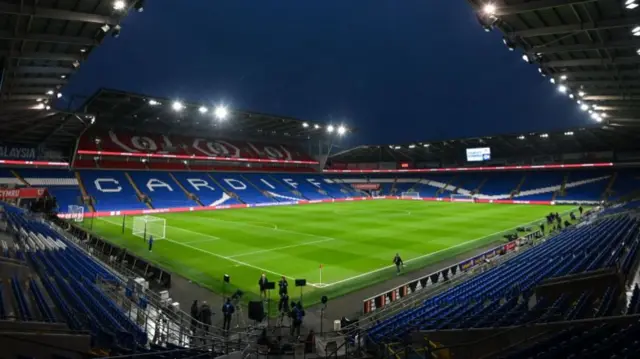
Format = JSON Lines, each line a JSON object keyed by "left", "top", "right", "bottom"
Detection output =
{"left": 228, "top": 237, "right": 337, "bottom": 258}
{"left": 185, "top": 215, "right": 335, "bottom": 241}
{"left": 183, "top": 238, "right": 220, "bottom": 245}
{"left": 98, "top": 218, "right": 323, "bottom": 287}
{"left": 319, "top": 210, "right": 575, "bottom": 288}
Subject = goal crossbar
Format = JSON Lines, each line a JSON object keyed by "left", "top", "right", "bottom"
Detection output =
{"left": 132, "top": 215, "right": 166, "bottom": 240}
{"left": 400, "top": 192, "right": 420, "bottom": 199}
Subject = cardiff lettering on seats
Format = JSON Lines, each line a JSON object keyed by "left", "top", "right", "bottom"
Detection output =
{"left": 306, "top": 178, "right": 322, "bottom": 188}
{"left": 192, "top": 139, "right": 240, "bottom": 158}
{"left": 146, "top": 179, "right": 174, "bottom": 192}
{"left": 259, "top": 178, "right": 276, "bottom": 190}
{"left": 283, "top": 178, "right": 298, "bottom": 188}
{"left": 223, "top": 178, "right": 247, "bottom": 190}
{"left": 95, "top": 178, "right": 122, "bottom": 192}
{"left": 187, "top": 178, "right": 217, "bottom": 191}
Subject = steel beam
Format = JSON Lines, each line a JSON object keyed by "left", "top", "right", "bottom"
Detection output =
{"left": 534, "top": 39, "right": 640, "bottom": 54}
{"left": 5, "top": 87, "right": 52, "bottom": 94}
{"left": 0, "top": 50, "right": 83, "bottom": 62}
{"left": 559, "top": 70, "right": 640, "bottom": 79}
{"left": 544, "top": 56, "right": 640, "bottom": 67}
{"left": 3, "top": 94, "right": 48, "bottom": 101}
{"left": 12, "top": 66, "right": 73, "bottom": 75}
{"left": 584, "top": 95, "right": 640, "bottom": 100}
{"left": 12, "top": 78, "right": 68, "bottom": 85}
{"left": 0, "top": 31, "right": 97, "bottom": 46}
{"left": 472, "top": 0, "right": 597, "bottom": 16}
{"left": 510, "top": 17, "right": 640, "bottom": 38}
{"left": 0, "top": 2, "right": 119, "bottom": 25}
{"left": 566, "top": 80, "right": 640, "bottom": 87}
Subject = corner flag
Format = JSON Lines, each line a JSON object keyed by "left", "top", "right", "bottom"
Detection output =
{"left": 319, "top": 264, "right": 324, "bottom": 285}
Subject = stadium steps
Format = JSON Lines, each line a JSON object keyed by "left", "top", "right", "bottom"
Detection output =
{"left": 205, "top": 173, "right": 246, "bottom": 204}
{"left": 10, "top": 170, "right": 30, "bottom": 186}
{"left": 436, "top": 176, "right": 457, "bottom": 196}
{"left": 557, "top": 172, "right": 570, "bottom": 198}
{"left": 124, "top": 172, "right": 154, "bottom": 209}
{"left": 602, "top": 172, "right": 619, "bottom": 201}
{"left": 240, "top": 175, "right": 277, "bottom": 202}
{"left": 168, "top": 173, "right": 203, "bottom": 206}
{"left": 267, "top": 174, "right": 309, "bottom": 199}
{"left": 74, "top": 172, "right": 96, "bottom": 212}
{"left": 473, "top": 177, "right": 488, "bottom": 194}
{"left": 510, "top": 173, "right": 528, "bottom": 199}
{"left": 391, "top": 177, "right": 398, "bottom": 195}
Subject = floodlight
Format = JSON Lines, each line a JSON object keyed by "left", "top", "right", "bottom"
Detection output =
{"left": 198, "top": 106, "right": 208, "bottom": 114}
{"left": 394, "top": 146, "right": 401, "bottom": 150}
{"left": 517, "top": 135, "right": 525, "bottom": 140}
{"left": 172, "top": 101, "right": 184, "bottom": 111}
{"left": 591, "top": 112, "right": 601, "bottom": 121}
{"left": 101, "top": 24, "right": 111, "bottom": 33}
{"left": 569, "top": 94, "right": 574, "bottom": 99}
{"left": 502, "top": 37, "right": 515, "bottom": 51}
{"left": 550, "top": 78, "right": 556, "bottom": 84}
{"left": 578, "top": 91, "right": 585, "bottom": 97}
{"left": 408, "top": 144, "right": 416, "bottom": 149}
{"left": 423, "top": 143, "right": 430, "bottom": 147}
{"left": 631, "top": 4, "right": 640, "bottom": 10}
{"left": 327, "top": 125, "right": 335, "bottom": 133}
{"left": 558, "top": 85, "right": 567, "bottom": 93}
{"left": 540, "top": 133, "right": 549, "bottom": 138}
{"left": 80, "top": 48, "right": 87, "bottom": 53}
{"left": 45, "top": 105, "right": 51, "bottom": 110}
{"left": 36, "top": 98, "right": 43, "bottom": 102}
{"left": 337, "top": 125, "right": 346, "bottom": 135}
{"left": 302, "top": 122, "right": 309, "bottom": 128}
{"left": 33, "top": 103, "right": 45, "bottom": 110}
{"left": 560, "top": 74, "right": 567, "bottom": 80}
{"left": 633, "top": 26, "right": 640, "bottom": 35}
{"left": 483, "top": 3, "right": 496, "bottom": 15}
{"left": 90, "top": 116, "right": 96, "bottom": 125}
{"left": 46, "top": 90, "right": 54, "bottom": 95}
{"left": 134, "top": 0, "right": 145, "bottom": 12}
{"left": 148, "top": 99, "right": 160, "bottom": 106}
{"left": 314, "top": 124, "right": 320, "bottom": 129}
{"left": 56, "top": 92, "right": 63, "bottom": 98}
{"left": 522, "top": 54, "right": 530, "bottom": 63}
{"left": 214, "top": 105, "right": 228, "bottom": 119}
{"left": 580, "top": 104, "right": 589, "bottom": 111}
{"left": 113, "top": 1, "right": 126, "bottom": 10}
{"left": 637, "top": 48, "right": 640, "bottom": 55}
{"left": 61, "top": 75, "right": 66, "bottom": 79}
{"left": 601, "top": 112, "right": 607, "bottom": 118}
{"left": 564, "top": 131, "right": 574, "bottom": 136}
{"left": 112, "top": 25, "right": 121, "bottom": 38}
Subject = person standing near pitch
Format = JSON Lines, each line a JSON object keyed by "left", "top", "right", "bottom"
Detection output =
{"left": 393, "top": 253, "right": 403, "bottom": 275}
{"left": 148, "top": 235, "right": 154, "bottom": 252}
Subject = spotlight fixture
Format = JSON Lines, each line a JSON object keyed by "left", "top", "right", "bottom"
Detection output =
{"left": 134, "top": 0, "right": 145, "bottom": 12}
{"left": 578, "top": 91, "right": 585, "bottom": 97}
{"left": 327, "top": 125, "right": 335, "bottom": 133}
{"left": 637, "top": 48, "right": 640, "bottom": 55}
{"left": 502, "top": 37, "right": 516, "bottom": 51}
{"left": 569, "top": 94, "right": 575, "bottom": 99}
{"left": 302, "top": 122, "right": 309, "bottom": 128}
{"left": 34, "top": 103, "right": 45, "bottom": 110}
{"left": 36, "top": 98, "right": 43, "bottom": 102}
{"left": 45, "top": 105, "right": 51, "bottom": 110}
{"left": 148, "top": 99, "right": 160, "bottom": 106}
{"left": 214, "top": 105, "right": 228, "bottom": 120}
{"left": 522, "top": 53, "right": 541, "bottom": 64}
{"left": 60, "top": 75, "right": 67, "bottom": 79}
{"left": 558, "top": 85, "right": 567, "bottom": 93}
{"left": 112, "top": 25, "right": 121, "bottom": 38}
{"left": 80, "top": 48, "right": 87, "bottom": 53}
{"left": 550, "top": 78, "right": 556, "bottom": 84}
{"left": 483, "top": 3, "right": 497, "bottom": 15}
{"left": 56, "top": 92, "right": 63, "bottom": 98}
{"left": 314, "top": 124, "right": 320, "bottom": 129}
{"left": 580, "top": 104, "right": 589, "bottom": 111}
{"left": 601, "top": 113, "right": 608, "bottom": 118}
{"left": 101, "top": 24, "right": 111, "bottom": 33}
{"left": 564, "top": 131, "right": 574, "bottom": 136}
{"left": 627, "top": 0, "right": 639, "bottom": 10}
{"left": 560, "top": 74, "right": 567, "bottom": 80}
{"left": 46, "top": 90, "right": 54, "bottom": 95}
{"left": 172, "top": 101, "right": 184, "bottom": 111}
{"left": 72, "top": 60, "right": 80, "bottom": 68}
{"left": 517, "top": 135, "right": 526, "bottom": 140}
{"left": 539, "top": 133, "right": 549, "bottom": 138}
{"left": 408, "top": 144, "right": 416, "bottom": 149}
{"left": 423, "top": 143, "right": 430, "bottom": 147}
{"left": 633, "top": 26, "right": 640, "bottom": 36}
{"left": 198, "top": 106, "right": 208, "bottom": 114}
{"left": 337, "top": 125, "right": 347, "bottom": 135}
{"left": 113, "top": 0, "right": 126, "bottom": 11}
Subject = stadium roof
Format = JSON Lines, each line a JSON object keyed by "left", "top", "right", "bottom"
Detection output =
{"left": 330, "top": 125, "right": 640, "bottom": 163}
{"left": 0, "top": 0, "right": 140, "bottom": 148}
{"left": 81, "top": 88, "right": 351, "bottom": 142}
{"left": 471, "top": 0, "right": 640, "bottom": 125}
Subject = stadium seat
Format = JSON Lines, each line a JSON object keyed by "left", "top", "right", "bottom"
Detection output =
{"left": 79, "top": 170, "right": 148, "bottom": 211}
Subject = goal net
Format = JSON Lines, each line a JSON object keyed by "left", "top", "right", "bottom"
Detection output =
{"left": 132, "top": 216, "right": 166, "bottom": 240}
{"left": 450, "top": 194, "right": 476, "bottom": 202}
{"left": 401, "top": 192, "right": 420, "bottom": 199}
{"left": 68, "top": 205, "right": 85, "bottom": 223}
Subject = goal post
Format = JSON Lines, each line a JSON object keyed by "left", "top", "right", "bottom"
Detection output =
{"left": 400, "top": 192, "right": 420, "bottom": 199}
{"left": 68, "top": 205, "right": 85, "bottom": 223}
{"left": 132, "top": 215, "right": 166, "bottom": 241}
{"left": 450, "top": 194, "right": 476, "bottom": 202}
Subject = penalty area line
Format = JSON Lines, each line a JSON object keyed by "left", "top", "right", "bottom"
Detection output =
{"left": 319, "top": 212, "right": 574, "bottom": 288}
{"left": 97, "top": 217, "right": 323, "bottom": 287}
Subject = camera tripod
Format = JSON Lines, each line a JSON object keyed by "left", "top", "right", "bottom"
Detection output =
{"left": 234, "top": 300, "right": 246, "bottom": 329}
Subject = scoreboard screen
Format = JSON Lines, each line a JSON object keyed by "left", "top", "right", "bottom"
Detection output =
{"left": 466, "top": 147, "right": 491, "bottom": 162}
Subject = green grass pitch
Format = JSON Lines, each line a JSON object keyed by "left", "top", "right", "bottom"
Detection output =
{"left": 83, "top": 201, "right": 573, "bottom": 306}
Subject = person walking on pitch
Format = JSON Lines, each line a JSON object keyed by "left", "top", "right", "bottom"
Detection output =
{"left": 393, "top": 253, "right": 404, "bottom": 275}
{"left": 148, "top": 235, "right": 154, "bottom": 252}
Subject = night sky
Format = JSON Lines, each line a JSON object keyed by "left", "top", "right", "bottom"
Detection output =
{"left": 62, "top": 0, "right": 593, "bottom": 145}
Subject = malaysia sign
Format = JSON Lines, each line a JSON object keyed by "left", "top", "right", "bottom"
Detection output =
{"left": 0, "top": 144, "right": 41, "bottom": 160}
